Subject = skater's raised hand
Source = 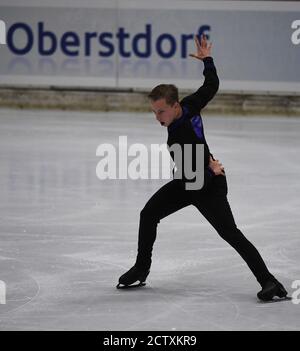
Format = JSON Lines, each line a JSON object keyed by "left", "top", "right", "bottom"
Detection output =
{"left": 209, "top": 156, "right": 225, "bottom": 176}
{"left": 189, "top": 34, "right": 212, "bottom": 61}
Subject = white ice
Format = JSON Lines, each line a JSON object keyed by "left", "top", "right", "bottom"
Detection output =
{"left": 0, "top": 108, "right": 300, "bottom": 330}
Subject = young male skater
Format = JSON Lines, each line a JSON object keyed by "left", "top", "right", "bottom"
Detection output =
{"left": 117, "top": 35, "right": 288, "bottom": 301}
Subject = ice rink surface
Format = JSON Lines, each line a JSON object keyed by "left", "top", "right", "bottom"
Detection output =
{"left": 0, "top": 108, "right": 300, "bottom": 331}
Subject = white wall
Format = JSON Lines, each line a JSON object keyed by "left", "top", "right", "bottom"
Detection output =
{"left": 0, "top": 0, "right": 299, "bottom": 93}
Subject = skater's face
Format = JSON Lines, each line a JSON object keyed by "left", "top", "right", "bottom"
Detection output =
{"left": 150, "top": 98, "right": 182, "bottom": 127}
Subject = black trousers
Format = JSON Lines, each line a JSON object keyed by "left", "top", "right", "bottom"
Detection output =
{"left": 135, "top": 175, "right": 275, "bottom": 287}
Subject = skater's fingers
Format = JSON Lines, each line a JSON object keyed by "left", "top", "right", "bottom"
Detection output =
{"left": 194, "top": 36, "right": 201, "bottom": 51}
{"left": 201, "top": 34, "right": 207, "bottom": 47}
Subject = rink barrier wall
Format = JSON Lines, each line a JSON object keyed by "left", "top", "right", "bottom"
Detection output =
{"left": 0, "top": 86, "right": 300, "bottom": 116}
{"left": 0, "top": 1, "right": 299, "bottom": 95}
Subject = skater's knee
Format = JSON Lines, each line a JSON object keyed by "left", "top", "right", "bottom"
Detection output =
{"left": 217, "top": 226, "right": 245, "bottom": 243}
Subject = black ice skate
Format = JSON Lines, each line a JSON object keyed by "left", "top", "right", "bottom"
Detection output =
{"left": 116, "top": 265, "right": 150, "bottom": 289}
{"left": 257, "top": 279, "right": 290, "bottom": 302}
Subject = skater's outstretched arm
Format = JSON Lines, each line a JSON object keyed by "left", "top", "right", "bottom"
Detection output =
{"left": 181, "top": 34, "right": 219, "bottom": 112}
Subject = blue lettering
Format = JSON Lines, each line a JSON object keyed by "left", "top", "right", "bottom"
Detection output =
{"left": 6, "top": 21, "right": 212, "bottom": 60}
{"left": 7, "top": 22, "right": 33, "bottom": 55}
{"left": 84, "top": 32, "right": 97, "bottom": 56}
{"left": 61, "top": 31, "right": 80, "bottom": 56}
{"left": 38, "top": 22, "right": 57, "bottom": 56}
{"left": 156, "top": 33, "right": 176, "bottom": 58}
{"left": 197, "top": 25, "right": 211, "bottom": 42}
{"left": 116, "top": 27, "right": 130, "bottom": 58}
{"left": 99, "top": 32, "right": 114, "bottom": 57}
{"left": 181, "top": 34, "right": 194, "bottom": 58}
{"left": 132, "top": 24, "right": 151, "bottom": 58}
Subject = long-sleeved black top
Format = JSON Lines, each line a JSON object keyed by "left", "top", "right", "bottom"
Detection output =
{"left": 167, "top": 56, "right": 219, "bottom": 190}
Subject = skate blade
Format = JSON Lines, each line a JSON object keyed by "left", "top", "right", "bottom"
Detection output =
{"left": 116, "top": 282, "right": 146, "bottom": 290}
{"left": 258, "top": 296, "right": 292, "bottom": 303}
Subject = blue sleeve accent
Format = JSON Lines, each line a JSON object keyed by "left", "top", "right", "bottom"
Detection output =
{"left": 191, "top": 115, "right": 204, "bottom": 140}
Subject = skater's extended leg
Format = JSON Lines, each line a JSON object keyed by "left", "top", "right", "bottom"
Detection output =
{"left": 193, "top": 176, "right": 276, "bottom": 287}
{"left": 117, "top": 179, "right": 194, "bottom": 288}
{"left": 135, "top": 179, "right": 193, "bottom": 270}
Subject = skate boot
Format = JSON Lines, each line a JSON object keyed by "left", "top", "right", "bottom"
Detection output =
{"left": 116, "top": 265, "right": 150, "bottom": 289}
{"left": 257, "top": 279, "right": 288, "bottom": 302}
